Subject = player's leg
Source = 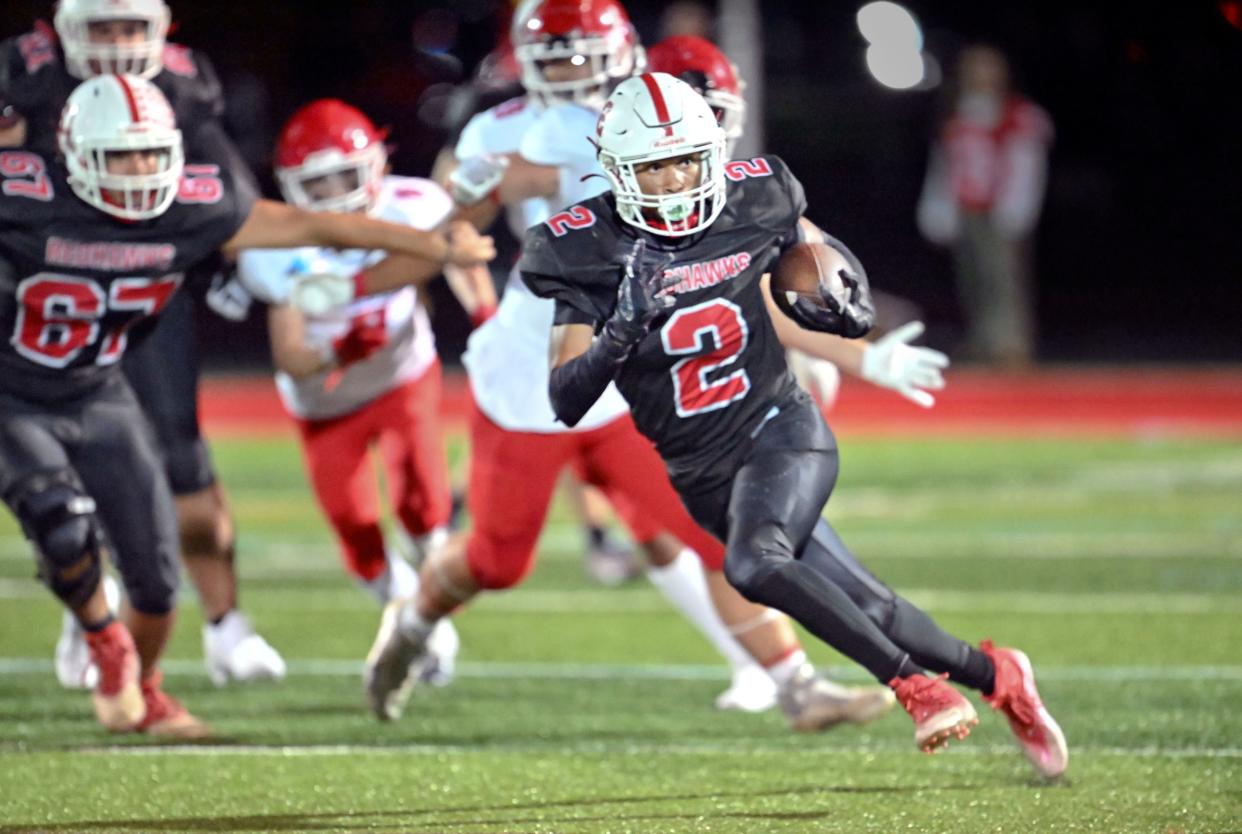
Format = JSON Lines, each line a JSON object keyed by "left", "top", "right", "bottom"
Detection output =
{"left": 365, "top": 404, "right": 569, "bottom": 720}
{"left": 297, "top": 410, "right": 417, "bottom": 604}
{"left": 373, "top": 365, "right": 458, "bottom": 685}
{"left": 0, "top": 401, "right": 145, "bottom": 732}
{"left": 72, "top": 380, "right": 208, "bottom": 738}
{"left": 121, "top": 290, "right": 282, "bottom": 685}
{"left": 583, "top": 416, "right": 893, "bottom": 727}
{"left": 560, "top": 472, "right": 639, "bottom": 586}
{"left": 375, "top": 363, "right": 453, "bottom": 567}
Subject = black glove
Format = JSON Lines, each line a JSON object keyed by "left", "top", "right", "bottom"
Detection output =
{"left": 780, "top": 232, "right": 876, "bottom": 338}
{"left": 204, "top": 269, "right": 254, "bottom": 322}
{"left": 601, "top": 238, "right": 676, "bottom": 351}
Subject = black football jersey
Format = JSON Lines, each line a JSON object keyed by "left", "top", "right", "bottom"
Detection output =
{"left": 521, "top": 154, "right": 806, "bottom": 481}
{"left": 0, "top": 24, "right": 226, "bottom": 159}
{"left": 0, "top": 151, "right": 255, "bottom": 403}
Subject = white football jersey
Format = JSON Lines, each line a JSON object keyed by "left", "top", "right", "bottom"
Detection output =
{"left": 237, "top": 176, "right": 449, "bottom": 420}
{"left": 463, "top": 101, "right": 629, "bottom": 433}
{"left": 455, "top": 95, "right": 545, "bottom": 238}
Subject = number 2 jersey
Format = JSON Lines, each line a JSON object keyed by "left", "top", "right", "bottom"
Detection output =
{"left": 236, "top": 176, "right": 448, "bottom": 421}
{"left": 0, "top": 153, "right": 255, "bottom": 403}
{"left": 520, "top": 155, "right": 807, "bottom": 489}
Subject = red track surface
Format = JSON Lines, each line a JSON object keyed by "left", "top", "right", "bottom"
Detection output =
{"left": 200, "top": 367, "right": 1242, "bottom": 438}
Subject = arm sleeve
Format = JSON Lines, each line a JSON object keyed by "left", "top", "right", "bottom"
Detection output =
{"left": 548, "top": 326, "right": 629, "bottom": 427}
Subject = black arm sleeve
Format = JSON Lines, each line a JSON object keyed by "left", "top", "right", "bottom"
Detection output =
{"left": 548, "top": 302, "right": 630, "bottom": 427}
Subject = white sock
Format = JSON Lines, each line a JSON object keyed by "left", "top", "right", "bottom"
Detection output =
{"left": 397, "top": 597, "right": 435, "bottom": 640}
{"left": 766, "top": 649, "right": 810, "bottom": 688}
{"left": 646, "top": 548, "right": 753, "bottom": 672}
{"left": 359, "top": 549, "right": 421, "bottom": 605}
{"left": 393, "top": 524, "right": 448, "bottom": 568}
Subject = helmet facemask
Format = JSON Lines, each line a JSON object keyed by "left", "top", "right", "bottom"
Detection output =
{"left": 602, "top": 137, "right": 727, "bottom": 237}
{"left": 515, "top": 34, "right": 640, "bottom": 108}
{"left": 277, "top": 144, "right": 386, "bottom": 215}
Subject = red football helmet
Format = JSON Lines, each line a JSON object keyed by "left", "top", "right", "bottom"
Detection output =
{"left": 511, "top": 0, "right": 644, "bottom": 106}
{"left": 647, "top": 36, "right": 745, "bottom": 150}
{"left": 274, "top": 99, "right": 387, "bottom": 214}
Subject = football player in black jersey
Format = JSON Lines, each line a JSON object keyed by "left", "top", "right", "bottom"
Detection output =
{"left": 0, "top": 0, "right": 288, "bottom": 688}
{"left": 0, "top": 74, "right": 493, "bottom": 736}
{"left": 522, "top": 73, "right": 1068, "bottom": 779}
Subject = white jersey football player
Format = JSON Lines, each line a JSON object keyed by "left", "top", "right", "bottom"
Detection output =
{"left": 367, "top": 0, "right": 897, "bottom": 728}
{"left": 237, "top": 99, "right": 463, "bottom": 684}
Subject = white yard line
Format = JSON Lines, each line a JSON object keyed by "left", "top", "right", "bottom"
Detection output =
{"left": 38, "top": 741, "right": 1242, "bottom": 760}
{"left": 2, "top": 657, "right": 1241, "bottom": 682}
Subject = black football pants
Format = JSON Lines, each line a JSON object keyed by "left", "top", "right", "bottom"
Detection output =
{"left": 681, "top": 392, "right": 992, "bottom": 689}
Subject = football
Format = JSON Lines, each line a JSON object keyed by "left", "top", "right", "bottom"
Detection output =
{"left": 770, "top": 241, "right": 850, "bottom": 320}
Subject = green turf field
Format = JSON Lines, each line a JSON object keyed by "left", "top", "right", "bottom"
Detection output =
{"left": 2, "top": 432, "right": 1240, "bottom": 833}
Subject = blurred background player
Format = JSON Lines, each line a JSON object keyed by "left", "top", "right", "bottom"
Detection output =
{"left": 427, "top": 27, "right": 642, "bottom": 588}
{"left": 237, "top": 99, "right": 475, "bottom": 684}
{"left": 530, "top": 72, "right": 1066, "bottom": 778}
{"left": 0, "top": 73, "right": 489, "bottom": 737}
{"left": 0, "top": 0, "right": 285, "bottom": 687}
{"left": 648, "top": 34, "right": 949, "bottom": 411}
{"left": 917, "top": 44, "right": 1053, "bottom": 368}
{"left": 367, "top": 0, "right": 894, "bottom": 726}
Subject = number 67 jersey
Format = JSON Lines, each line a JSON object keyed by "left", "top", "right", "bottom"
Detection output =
{"left": 0, "top": 151, "right": 254, "bottom": 403}
{"left": 520, "top": 154, "right": 808, "bottom": 488}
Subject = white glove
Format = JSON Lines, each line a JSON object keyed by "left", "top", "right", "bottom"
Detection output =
{"left": 204, "top": 271, "right": 254, "bottom": 322}
{"left": 290, "top": 272, "right": 356, "bottom": 316}
{"left": 860, "top": 321, "right": 949, "bottom": 408}
{"left": 448, "top": 153, "right": 509, "bottom": 206}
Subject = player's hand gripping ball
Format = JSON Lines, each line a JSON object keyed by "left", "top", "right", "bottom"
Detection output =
{"left": 771, "top": 242, "right": 875, "bottom": 338}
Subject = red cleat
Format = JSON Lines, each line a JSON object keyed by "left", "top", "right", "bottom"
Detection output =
{"left": 138, "top": 670, "right": 211, "bottom": 740}
{"left": 890, "top": 672, "right": 978, "bottom": 753}
{"left": 83, "top": 621, "right": 145, "bottom": 732}
{"left": 980, "top": 640, "right": 1068, "bottom": 778}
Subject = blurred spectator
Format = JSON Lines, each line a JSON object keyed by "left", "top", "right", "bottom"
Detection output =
{"left": 917, "top": 45, "right": 1053, "bottom": 367}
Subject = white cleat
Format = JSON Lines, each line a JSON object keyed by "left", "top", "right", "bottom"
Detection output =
{"left": 364, "top": 600, "right": 429, "bottom": 721}
{"left": 203, "top": 611, "right": 286, "bottom": 687}
{"left": 778, "top": 665, "right": 897, "bottom": 732}
{"left": 417, "top": 618, "right": 460, "bottom": 687}
{"left": 715, "top": 663, "right": 778, "bottom": 712}
{"left": 55, "top": 574, "right": 120, "bottom": 690}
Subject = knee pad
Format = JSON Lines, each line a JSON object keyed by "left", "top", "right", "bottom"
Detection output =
{"left": 6, "top": 470, "right": 105, "bottom": 608}
{"left": 465, "top": 532, "right": 536, "bottom": 591}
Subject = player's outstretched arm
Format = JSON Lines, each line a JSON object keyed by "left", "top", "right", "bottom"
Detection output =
{"left": 220, "top": 199, "right": 495, "bottom": 266}
{"left": 763, "top": 276, "right": 949, "bottom": 408}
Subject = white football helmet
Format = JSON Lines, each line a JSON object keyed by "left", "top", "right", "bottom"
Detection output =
{"left": 58, "top": 74, "right": 184, "bottom": 221}
{"left": 55, "top": 0, "right": 171, "bottom": 80}
{"left": 596, "top": 72, "right": 727, "bottom": 237}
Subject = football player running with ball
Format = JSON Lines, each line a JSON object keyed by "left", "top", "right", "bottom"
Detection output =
{"left": 522, "top": 73, "right": 1068, "bottom": 779}
{"left": 0, "top": 74, "right": 492, "bottom": 737}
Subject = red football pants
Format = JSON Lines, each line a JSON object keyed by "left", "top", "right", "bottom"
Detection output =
{"left": 464, "top": 401, "right": 725, "bottom": 590}
{"left": 296, "top": 362, "right": 451, "bottom": 581}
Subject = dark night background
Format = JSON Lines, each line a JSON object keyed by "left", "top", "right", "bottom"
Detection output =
{"left": 3, "top": 1, "right": 1240, "bottom": 367}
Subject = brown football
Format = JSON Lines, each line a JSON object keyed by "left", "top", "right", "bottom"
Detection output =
{"left": 770, "top": 242, "right": 849, "bottom": 321}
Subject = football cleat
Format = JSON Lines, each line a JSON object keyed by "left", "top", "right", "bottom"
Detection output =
{"left": 890, "top": 672, "right": 978, "bottom": 753}
{"left": 83, "top": 620, "right": 145, "bottom": 732}
{"left": 778, "top": 665, "right": 897, "bottom": 732}
{"left": 980, "top": 640, "right": 1069, "bottom": 778}
{"left": 417, "top": 617, "right": 460, "bottom": 687}
{"left": 55, "top": 573, "right": 121, "bottom": 690}
{"left": 138, "top": 670, "right": 211, "bottom": 739}
{"left": 363, "top": 600, "right": 429, "bottom": 721}
{"left": 203, "top": 611, "right": 287, "bottom": 687}
{"left": 715, "top": 663, "right": 778, "bottom": 713}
